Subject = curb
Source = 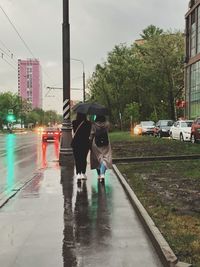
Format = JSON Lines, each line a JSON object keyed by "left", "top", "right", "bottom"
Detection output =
{"left": 113, "top": 154, "right": 200, "bottom": 163}
{"left": 113, "top": 164, "right": 192, "bottom": 267}
{"left": 0, "top": 189, "right": 20, "bottom": 209}
{"left": 0, "top": 173, "right": 39, "bottom": 209}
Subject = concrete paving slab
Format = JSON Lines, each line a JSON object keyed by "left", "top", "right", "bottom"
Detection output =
{"left": 0, "top": 165, "right": 163, "bottom": 267}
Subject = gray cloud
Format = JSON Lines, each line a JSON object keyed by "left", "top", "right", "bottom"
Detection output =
{"left": 0, "top": 0, "right": 189, "bottom": 113}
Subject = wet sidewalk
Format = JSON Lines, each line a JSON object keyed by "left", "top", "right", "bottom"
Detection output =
{"left": 0, "top": 161, "right": 163, "bottom": 267}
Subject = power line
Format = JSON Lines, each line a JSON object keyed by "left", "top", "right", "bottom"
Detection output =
{"left": 0, "top": 4, "right": 57, "bottom": 85}
{"left": 0, "top": 47, "right": 13, "bottom": 59}
{"left": 0, "top": 47, "right": 17, "bottom": 64}
{"left": 0, "top": 39, "right": 12, "bottom": 54}
{"left": 0, "top": 38, "right": 19, "bottom": 67}
{"left": 0, "top": 48, "right": 18, "bottom": 71}
{"left": 1, "top": 56, "right": 17, "bottom": 71}
{"left": 0, "top": 4, "right": 36, "bottom": 59}
{"left": 0, "top": 45, "right": 54, "bottom": 84}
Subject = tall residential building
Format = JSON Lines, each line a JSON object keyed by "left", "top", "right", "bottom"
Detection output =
{"left": 185, "top": 0, "right": 200, "bottom": 118}
{"left": 18, "top": 59, "right": 42, "bottom": 109}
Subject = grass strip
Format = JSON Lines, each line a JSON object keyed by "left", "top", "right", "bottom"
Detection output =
{"left": 117, "top": 161, "right": 200, "bottom": 266}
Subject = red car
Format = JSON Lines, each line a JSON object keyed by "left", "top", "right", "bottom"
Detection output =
{"left": 42, "top": 127, "right": 61, "bottom": 142}
{"left": 191, "top": 118, "right": 200, "bottom": 143}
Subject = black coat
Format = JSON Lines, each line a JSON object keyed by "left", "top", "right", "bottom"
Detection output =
{"left": 72, "top": 120, "right": 91, "bottom": 149}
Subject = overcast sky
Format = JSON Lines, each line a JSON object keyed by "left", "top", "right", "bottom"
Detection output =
{"left": 0, "top": 0, "right": 189, "bottom": 113}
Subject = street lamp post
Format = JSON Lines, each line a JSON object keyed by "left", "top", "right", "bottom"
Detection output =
{"left": 71, "top": 58, "right": 85, "bottom": 102}
{"left": 59, "top": 0, "right": 73, "bottom": 164}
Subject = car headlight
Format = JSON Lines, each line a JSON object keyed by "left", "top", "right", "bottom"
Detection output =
{"left": 183, "top": 131, "right": 190, "bottom": 134}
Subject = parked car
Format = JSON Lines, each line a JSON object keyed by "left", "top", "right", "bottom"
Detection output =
{"left": 170, "top": 120, "right": 193, "bottom": 142}
{"left": 190, "top": 117, "right": 200, "bottom": 143}
{"left": 154, "top": 120, "right": 174, "bottom": 138}
{"left": 139, "top": 121, "right": 155, "bottom": 135}
{"left": 42, "top": 127, "right": 61, "bottom": 142}
{"left": 133, "top": 124, "right": 142, "bottom": 135}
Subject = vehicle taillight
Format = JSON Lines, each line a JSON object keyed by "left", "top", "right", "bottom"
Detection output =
{"left": 54, "top": 132, "right": 59, "bottom": 135}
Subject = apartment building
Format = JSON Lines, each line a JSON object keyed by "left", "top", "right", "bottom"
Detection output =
{"left": 18, "top": 59, "right": 42, "bottom": 109}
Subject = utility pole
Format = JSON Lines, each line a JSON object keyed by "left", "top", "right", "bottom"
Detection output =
{"left": 59, "top": 0, "right": 73, "bottom": 164}
{"left": 71, "top": 58, "right": 86, "bottom": 102}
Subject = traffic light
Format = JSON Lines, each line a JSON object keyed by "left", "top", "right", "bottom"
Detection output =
{"left": 6, "top": 114, "right": 15, "bottom": 122}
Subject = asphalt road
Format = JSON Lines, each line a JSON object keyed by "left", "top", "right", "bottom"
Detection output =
{"left": 0, "top": 132, "right": 59, "bottom": 195}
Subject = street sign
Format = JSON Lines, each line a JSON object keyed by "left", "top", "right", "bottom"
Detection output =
{"left": 8, "top": 109, "right": 13, "bottom": 114}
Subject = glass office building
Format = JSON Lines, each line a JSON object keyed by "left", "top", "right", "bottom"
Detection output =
{"left": 185, "top": 0, "right": 200, "bottom": 118}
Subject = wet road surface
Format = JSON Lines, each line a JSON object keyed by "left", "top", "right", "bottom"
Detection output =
{"left": 0, "top": 132, "right": 59, "bottom": 196}
{"left": 0, "top": 160, "right": 163, "bottom": 267}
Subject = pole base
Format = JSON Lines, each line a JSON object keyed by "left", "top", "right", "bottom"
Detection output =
{"left": 59, "top": 120, "right": 73, "bottom": 165}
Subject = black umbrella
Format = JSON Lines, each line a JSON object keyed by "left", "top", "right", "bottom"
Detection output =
{"left": 72, "top": 102, "right": 109, "bottom": 115}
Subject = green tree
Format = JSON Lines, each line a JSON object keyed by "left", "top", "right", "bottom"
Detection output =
{"left": 25, "top": 109, "right": 61, "bottom": 127}
{"left": 88, "top": 26, "right": 184, "bottom": 126}
{"left": 123, "top": 102, "right": 140, "bottom": 128}
{"left": 135, "top": 30, "right": 184, "bottom": 120}
{"left": 140, "top": 24, "right": 163, "bottom": 40}
{"left": 0, "top": 92, "right": 23, "bottom": 128}
{"left": 26, "top": 110, "right": 41, "bottom": 126}
{"left": 44, "top": 110, "right": 59, "bottom": 126}
{"left": 88, "top": 44, "right": 142, "bottom": 125}
{"left": 0, "top": 91, "right": 62, "bottom": 129}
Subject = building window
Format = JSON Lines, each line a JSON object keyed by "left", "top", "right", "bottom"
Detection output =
{"left": 27, "top": 89, "right": 33, "bottom": 103}
{"left": 27, "top": 80, "right": 29, "bottom": 88}
{"left": 191, "top": 10, "right": 196, "bottom": 57}
{"left": 27, "top": 65, "right": 32, "bottom": 74}
{"left": 197, "top": 6, "right": 200, "bottom": 53}
{"left": 189, "top": 61, "right": 200, "bottom": 118}
{"left": 26, "top": 64, "right": 33, "bottom": 90}
{"left": 26, "top": 73, "right": 32, "bottom": 89}
{"left": 186, "top": 18, "right": 190, "bottom": 61}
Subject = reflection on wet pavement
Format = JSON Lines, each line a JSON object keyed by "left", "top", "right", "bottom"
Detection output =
{"left": 62, "top": 164, "right": 77, "bottom": 267}
{"left": 60, "top": 166, "right": 162, "bottom": 267}
{"left": 20, "top": 173, "right": 43, "bottom": 198}
{"left": 37, "top": 138, "right": 60, "bottom": 169}
{"left": 96, "top": 182, "right": 111, "bottom": 243}
{"left": 5, "top": 134, "right": 16, "bottom": 195}
{"left": 0, "top": 133, "right": 60, "bottom": 196}
{"left": 0, "top": 153, "right": 163, "bottom": 267}
{"left": 61, "top": 167, "right": 112, "bottom": 267}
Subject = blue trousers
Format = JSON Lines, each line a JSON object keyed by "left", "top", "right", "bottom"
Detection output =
{"left": 97, "top": 162, "right": 106, "bottom": 175}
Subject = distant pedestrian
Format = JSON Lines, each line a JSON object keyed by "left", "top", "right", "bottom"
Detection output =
{"left": 90, "top": 115, "right": 112, "bottom": 182}
{"left": 71, "top": 113, "right": 91, "bottom": 181}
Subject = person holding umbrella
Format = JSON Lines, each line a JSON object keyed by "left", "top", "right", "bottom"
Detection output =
{"left": 72, "top": 102, "right": 111, "bottom": 182}
{"left": 89, "top": 115, "right": 112, "bottom": 182}
{"left": 71, "top": 112, "right": 91, "bottom": 181}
